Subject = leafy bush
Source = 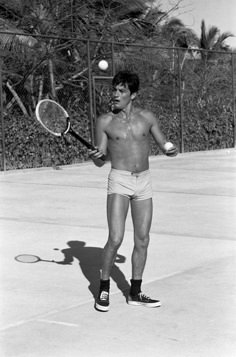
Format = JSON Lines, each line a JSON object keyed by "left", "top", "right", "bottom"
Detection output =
{"left": 3, "top": 112, "right": 90, "bottom": 170}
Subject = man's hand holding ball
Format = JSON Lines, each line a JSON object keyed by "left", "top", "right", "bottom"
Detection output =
{"left": 163, "top": 142, "right": 178, "bottom": 157}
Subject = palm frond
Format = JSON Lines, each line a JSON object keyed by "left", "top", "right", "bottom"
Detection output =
{"left": 206, "top": 26, "right": 219, "bottom": 48}
{"left": 200, "top": 20, "right": 207, "bottom": 49}
{"left": 166, "top": 18, "right": 185, "bottom": 28}
{"left": 213, "top": 32, "right": 234, "bottom": 51}
{"left": 0, "top": 0, "right": 23, "bottom": 14}
{"left": 0, "top": 17, "right": 37, "bottom": 53}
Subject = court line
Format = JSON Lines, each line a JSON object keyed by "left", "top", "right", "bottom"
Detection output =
{"left": 1, "top": 178, "right": 235, "bottom": 197}
{"left": 36, "top": 319, "right": 79, "bottom": 327}
{"left": 0, "top": 268, "right": 188, "bottom": 332}
{"left": 2, "top": 258, "right": 236, "bottom": 331}
{"left": 1, "top": 216, "right": 235, "bottom": 241}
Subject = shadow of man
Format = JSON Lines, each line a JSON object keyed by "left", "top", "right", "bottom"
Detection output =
{"left": 56, "top": 241, "right": 130, "bottom": 299}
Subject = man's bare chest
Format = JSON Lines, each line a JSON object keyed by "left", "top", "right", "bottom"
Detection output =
{"left": 106, "top": 118, "right": 150, "bottom": 141}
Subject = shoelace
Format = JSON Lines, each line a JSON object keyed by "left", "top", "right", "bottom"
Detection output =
{"left": 139, "top": 293, "right": 151, "bottom": 301}
{"left": 100, "top": 291, "right": 109, "bottom": 300}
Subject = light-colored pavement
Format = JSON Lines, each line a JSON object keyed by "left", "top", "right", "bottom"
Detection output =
{"left": 0, "top": 149, "right": 236, "bottom": 357}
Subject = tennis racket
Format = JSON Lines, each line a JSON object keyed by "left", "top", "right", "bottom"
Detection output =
{"left": 35, "top": 99, "right": 105, "bottom": 160}
{"left": 15, "top": 254, "right": 55, "bottom": 263}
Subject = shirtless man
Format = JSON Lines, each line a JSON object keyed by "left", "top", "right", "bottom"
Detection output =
{"left": 89, "top": 71, "right": 177, "bottom": 312}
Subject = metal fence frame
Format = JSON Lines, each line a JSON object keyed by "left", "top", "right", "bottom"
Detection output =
{"left": 0, "top": 34, "right": 236, "bottom": 171}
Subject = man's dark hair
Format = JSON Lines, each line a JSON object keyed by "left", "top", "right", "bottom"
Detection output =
{"left": 112, "top": 71, "right": 140, "bottom": 94}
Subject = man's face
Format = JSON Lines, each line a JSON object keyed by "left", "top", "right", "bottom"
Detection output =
{"left": 111, "top": 83, "right": 136, "bottom": 110}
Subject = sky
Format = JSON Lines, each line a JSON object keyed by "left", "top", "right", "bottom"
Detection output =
{"left": 158, "top": 0, "right": 236, "bottom": 49}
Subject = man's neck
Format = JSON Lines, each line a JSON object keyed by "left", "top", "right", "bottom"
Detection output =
{"left": 112, "top": 101, "right": 135, "bottom": 119}
{"left": 122, "top": 101, "right": 134, "bottom": 119}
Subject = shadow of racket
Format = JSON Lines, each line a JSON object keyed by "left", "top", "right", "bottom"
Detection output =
{"left": 15, "top": 254, "right": 55, "bottom": 264}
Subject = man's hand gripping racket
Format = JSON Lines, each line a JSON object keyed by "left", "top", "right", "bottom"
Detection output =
{"left": 35, "top": 99, "right": 105, "bottom": 161}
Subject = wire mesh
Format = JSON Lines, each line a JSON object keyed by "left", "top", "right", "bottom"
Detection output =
{"left": 0, "top": 37, "right": 235, "bottom": 170}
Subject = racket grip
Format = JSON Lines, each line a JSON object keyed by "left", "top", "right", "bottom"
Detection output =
{"left": 99, "top": 154, "right": 106, "bottom": 161}
{"left": 95, "top": 149, "right": 106, "bottom": 161}
{"left": 88, "top": 145, "right": 106, "bottom": 162}
{"left": 90, "top": 147, "right": 106, "bottom": 162}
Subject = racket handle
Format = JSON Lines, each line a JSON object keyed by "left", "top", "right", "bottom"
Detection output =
{"left": 66, "top": 128, "right": 106, "bottom": 161}
{"left": 92, "top": 147, "right": 106, "bottom": 161}
{"left": 98, "top": 153, "right": 106, "bottom": 161}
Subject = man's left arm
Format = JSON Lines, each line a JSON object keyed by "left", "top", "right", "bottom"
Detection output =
{"left": 148, "top": 111, "right": 178, "bottom": 157}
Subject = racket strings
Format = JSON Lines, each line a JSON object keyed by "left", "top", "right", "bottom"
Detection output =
{"left": 38, "top": 101, "right": 68, "bottom": 135}
{"left": 15, "top": 254, "right": 39, "bottom": 263}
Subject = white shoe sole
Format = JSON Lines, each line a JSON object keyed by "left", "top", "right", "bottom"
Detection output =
{"left": 95, "top": 303, "right": 110, "bottom": 312}
{"left": 128, "top": 301, "right": 161, "bottom": 308}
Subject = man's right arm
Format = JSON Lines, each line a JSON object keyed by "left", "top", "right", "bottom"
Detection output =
{"left": 89, "top": 114, "right": 109, "bottom": 167}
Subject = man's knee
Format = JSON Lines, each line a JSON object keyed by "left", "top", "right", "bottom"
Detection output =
{"left": 134, "top": 233, "right": 150, "bottom": 249}
{"left": 107, "top": 233, "right": 124, "bottom": 250}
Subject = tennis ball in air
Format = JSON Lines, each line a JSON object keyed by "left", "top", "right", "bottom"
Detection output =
{"left": 164, "top": 142, "right": 174, "bottom": 151}
{"left": 98, "top": 60, "right": 109, "bottom": 71}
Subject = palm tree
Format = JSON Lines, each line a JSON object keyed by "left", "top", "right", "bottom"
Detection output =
{"left": 199, "top": 20, "right": 233, "bottom": 62}
{"left": 0, "top": 0, "right": 197, "bottom": 117}
{"left": 0, "top": 15, "right": 39, "bottom": 115}
{"left": 0, "top": 0, "right": 177, "bottom": 111}
{"left": 162, "top": 18, "right": 198, "bottom": 70}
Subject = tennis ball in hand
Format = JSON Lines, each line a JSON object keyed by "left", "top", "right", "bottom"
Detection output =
{"left": 98, "top": 60, "right": 109, "bottom": 71}
{"left": 164, "top": 142, "right": 174, "bottom": 151}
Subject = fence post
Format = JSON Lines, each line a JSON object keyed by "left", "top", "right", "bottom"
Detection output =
{"left": 177, "top": 49, "right": 184, "bottom": 153}
{"left": 111, "top": 41, "right": 115, "bottom": 76}
{"left": 232, "top": 52, "right": 236, "bottom": 148}
{"left": 87, "top": 40, "right": 95, "bottom": 144}
{"left": 0, "top": 53, "right": 6, "bottom": 171}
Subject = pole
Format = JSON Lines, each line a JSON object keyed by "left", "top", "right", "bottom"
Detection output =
{"left": 0, "top": 55, "right": 6, "bottom": 171}
{"left": 232, "top": 52, "right": 236, "bottom": 148}
{"left": 87, "top": 40, "right": 94, "bottom": 144}
{"left": 177, "top": 49, "right": 184, "bottom": 153}
{"left": 111, "top": 41, "right": 115, "bottom": 76}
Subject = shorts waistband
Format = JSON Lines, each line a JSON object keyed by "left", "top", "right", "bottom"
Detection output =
{"left": 110, "top": 168, "right": 150, "bottom": 177}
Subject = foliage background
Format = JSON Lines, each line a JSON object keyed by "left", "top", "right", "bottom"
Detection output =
{"left": 0, "top": 0, "right": 235, "bottom": 170}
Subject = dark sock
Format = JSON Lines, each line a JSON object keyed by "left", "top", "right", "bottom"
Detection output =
{"left": 130, "top": 279, "right": 142, "bottom": 296}
{"left": 100, "top": 279, "right": 110, "bottom": 292}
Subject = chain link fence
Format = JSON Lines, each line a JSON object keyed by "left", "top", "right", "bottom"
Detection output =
{"left": 0, "top": 35, "right": 235, "bottom": 170}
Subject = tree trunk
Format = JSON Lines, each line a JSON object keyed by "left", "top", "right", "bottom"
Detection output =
{"left": 48, "top": 58, "right": 56, "bottom": 99}
{"left": 6, "top": 81, "right": 28, "bottom": 116}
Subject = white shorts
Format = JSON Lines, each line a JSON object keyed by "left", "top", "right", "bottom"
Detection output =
{"left": 107, "top": 168, "right": 153, "bottom": 201}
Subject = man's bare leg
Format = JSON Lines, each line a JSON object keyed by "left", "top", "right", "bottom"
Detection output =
{"left": 101, "top": 194, "right": 130, "bottom": 280}
{"left": 95, "top": 194, "right": 129, "bottom": 311}
{"left": 130, "top": 198, "right": 152, "bottom": 280}
{"left": 128, "top": 198, "right": 161, "bottom": 307}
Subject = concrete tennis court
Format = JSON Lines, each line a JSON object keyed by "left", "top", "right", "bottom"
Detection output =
{"left": 0, "top": 148, "right": 236, "bottom": 357}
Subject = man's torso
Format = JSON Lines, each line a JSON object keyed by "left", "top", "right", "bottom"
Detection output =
{"left": 104, "top": 107, "right": 152, "bottom": 173}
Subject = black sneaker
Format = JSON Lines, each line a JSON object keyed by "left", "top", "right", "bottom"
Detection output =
{"left": 128, "top": 292, "right": 161, "bottom": 308}
{"left": 95, "top": 290, "right": 110, "bottom": 312}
